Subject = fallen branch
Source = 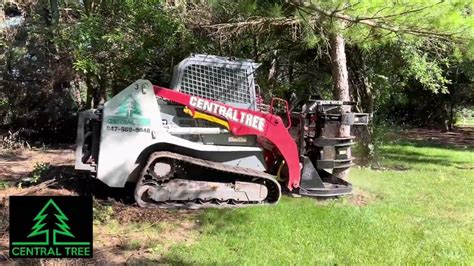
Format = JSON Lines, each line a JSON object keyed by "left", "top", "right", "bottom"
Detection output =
{"left": 0, "top": 179, "right": 58, "bottom": 206}
{"left": 13, "top": 179, "right": 58, "bottom": 195}
{"left": 202, "top": 17, "right": 304, "bottom": 30}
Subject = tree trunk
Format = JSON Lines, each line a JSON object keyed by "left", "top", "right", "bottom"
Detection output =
{"left": 83, "top": 0, "right": 92, "bottom": 15}
{"left": 448, "top": 75, "right": 457, "bottom": 131}
{"left": 267, "top": 50, "right": 278, "bottom": 90}
{"left": 85, "top": 76, "right": 94, "bottom": 109}
{"left": 348, "top": 46, "right": 374, "bottom": 163}
{"left": 96, "top": 77, "right": 107, "bottom": 107}
{"left": 253, "top": 36, "right": 259, "bottom": 61}
{"left": 449, "top": 99, "right": 454, "bottom": 131}
{"left": 288, "top": 58, "right": 294, "bottom": 84}
{"left": 329, "top": 32, "right": 351, "bottom": 179}
{"left": 50, "top": 0, "right": 59, "bottom": 25}
{"left": 0, "top": 0, "right": 4, "bottom": 22}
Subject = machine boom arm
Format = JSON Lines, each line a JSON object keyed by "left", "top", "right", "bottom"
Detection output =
{"left": 153, "top": 85, "right": 301, "bottom": 190}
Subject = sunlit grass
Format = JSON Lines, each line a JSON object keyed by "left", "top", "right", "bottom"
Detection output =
{"left": 163, "top": 142, "right": 474, "bottom": 264}
{"left": 457, "top": 117, "right": 474, "bottom": 127}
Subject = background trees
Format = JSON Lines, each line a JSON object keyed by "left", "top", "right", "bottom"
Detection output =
{"left": 1, "top": 0, "right": 473, "bottom": 155}
{"left": 61, "top": 0, "right": 195, "bottom": 108}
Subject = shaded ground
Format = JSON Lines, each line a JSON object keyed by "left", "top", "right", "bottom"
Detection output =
{"left": 379, "top": 127, "right": 474, "bottom": 171}
{"left": 388, "top": 127, "right": 474, "bottom": 149}
{"left": 0, "top": 147, "right": 75, "bottom": 183}
{"left": 0, "top": 147, "right": 198, "bottom": 264}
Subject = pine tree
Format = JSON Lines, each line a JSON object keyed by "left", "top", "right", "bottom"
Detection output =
{"left": 115, "top": 96, "right": 134, "bottom": 117}
{"left": 130, "top": 97, "right": 143, "bottom": 116}
{"left": 27, "top": 199, "right": 75, "bottom": 244}
{"left": 115, "top": 96, "right": 142, "bottom": 117}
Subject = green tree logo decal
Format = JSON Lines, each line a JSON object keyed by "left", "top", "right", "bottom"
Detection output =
{"left": 106, "top": 94, "right": 151, "bottom": 126}
{"left": 12, "top": 199, "right": 89, "bottom": 246}
{"left": 115, "top": 96, "right": 144, "bottom": 117}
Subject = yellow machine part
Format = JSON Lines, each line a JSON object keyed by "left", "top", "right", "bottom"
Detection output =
{"left": 183, "top": 107, "right": 230, "bottom": 130}
{"left": 276, "top": 160, "right": 286, "bottom": 182}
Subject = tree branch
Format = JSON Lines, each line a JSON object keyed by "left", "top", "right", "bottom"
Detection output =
{"left": 358, "top": 1, "right": 444, "bottom": 21}
{"left": 291, "top": 1, "right": 465, "bottom": 41}
{"left": 202, "top": 17, "right": 303, "bottom": 30}
{"left": 199, "top": 1, "right": 467, "bottom": 44}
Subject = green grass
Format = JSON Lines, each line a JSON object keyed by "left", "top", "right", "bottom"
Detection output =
{"left": 162, "top": 141, "right": 474, "bottom": 264}
{"left": 0, "top": 180, "right": 11, "bottom": 189}
{"left": 457, "top": 116, "right": 474, "bottom": 127}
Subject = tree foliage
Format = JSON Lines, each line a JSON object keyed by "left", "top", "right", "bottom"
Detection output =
{"left": 58, "top": 0, "right": 195, "bottom": 107}
{"left": 0, "top": 0, "right": 473, "bottom": 147}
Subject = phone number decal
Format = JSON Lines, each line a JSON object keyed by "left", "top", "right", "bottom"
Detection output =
{"left": 106, "top": 126, "right": 151, "bottom": 133}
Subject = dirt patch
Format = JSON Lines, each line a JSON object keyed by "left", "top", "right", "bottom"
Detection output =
{"left": 112, "top": 203, "right": 195, "bottom": 224}
{"left": 98, "top": 203, "right": 198, "bottom": 263}
{"left": 388, "top": 127, "right": 474, "bottom": 148}
{"left": 0, "top": 147, "right": 199, "bottom": 264}
{"left": 348, "top": 188, "right": 376, "bottom": 206}
{"left": 370, "top": 164, "right": 410, "bottom": 171}
{"left": 0, "top": 147, "right": 74, "bottom": 183}
{"left": 0, "top": 187, "right": 198, "bottom": 264}
{"left": 455, "top": 164, "right": 474, "bottom": 170}
{"left": 1, "top": 202, "right": 198, "bottom": 264}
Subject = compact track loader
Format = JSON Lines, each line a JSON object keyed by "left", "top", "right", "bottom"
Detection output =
{"left": 75, "top": 54, "right": 368, "bottom": 208}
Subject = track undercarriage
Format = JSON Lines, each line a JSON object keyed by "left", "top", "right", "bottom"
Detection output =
{"left": 134, "top": 151, "right": 281, "bottom": 209}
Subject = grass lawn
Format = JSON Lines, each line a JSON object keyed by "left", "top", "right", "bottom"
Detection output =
{"left": 1, "top": 132, "right": 472, "bottom": 264}
{"left": 162, "top": 141, "right": 474, "bottom": 264}
{"left": 457, "top": 117, "right": 474, "bottom": 127}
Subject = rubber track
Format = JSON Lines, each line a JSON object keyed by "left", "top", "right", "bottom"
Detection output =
{"left": 135, "top": 151, "right": 281, "bottom": 209}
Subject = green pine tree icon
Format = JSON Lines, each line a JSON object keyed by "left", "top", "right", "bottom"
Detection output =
{"left": 115, "top": 96, "right": 143, "bottom": 117}
{"left": 130, "top": 98, "right": 143, "bottom": 117}
{"left": 11, "top": 198, "right": 90, "bottom": 246}
{"left": 25, "top": 199, "right": 75, "bottom": 245}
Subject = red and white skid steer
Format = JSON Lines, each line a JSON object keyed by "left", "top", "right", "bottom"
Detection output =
{"left": 75, "top": 54, "right": 369, "bottom": 208}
